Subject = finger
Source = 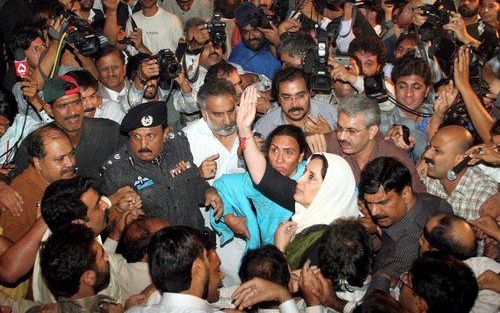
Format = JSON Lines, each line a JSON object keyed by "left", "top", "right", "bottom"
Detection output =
{"left": 206, "top": 153, "right": 220, "bottom": 161}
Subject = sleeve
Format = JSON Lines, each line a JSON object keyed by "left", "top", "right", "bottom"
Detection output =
{"left": 172, "top": 89, "right": 200, "bottom": 114}
{"left": 279, "top": 299, "right": 301, "bottom": 313}
{"left": 127, "top": 84, "right": 146, "bottom": 108}
{"left": 335, "top": 20, "right": 355, "bottom": 54}
{"left": 254, "top": 163, "right": 296, "bottom": 212}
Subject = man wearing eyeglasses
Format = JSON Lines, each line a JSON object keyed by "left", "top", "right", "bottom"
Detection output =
{"left": 254, "top": 67, "right": 338, "bottom": 139}
{"left": 307, "top": 93, "right": 425, "bottom": 192}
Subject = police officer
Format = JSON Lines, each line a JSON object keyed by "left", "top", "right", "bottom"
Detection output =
{"left": 100, "top": 101, "right": 223, "bottom": 229}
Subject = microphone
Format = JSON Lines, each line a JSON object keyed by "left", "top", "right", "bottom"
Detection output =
{"left": 14, "top": 49, "right": 29, "bottom": 78}
{"left": 446, "top": 156, "right": 472, "bottom": 181}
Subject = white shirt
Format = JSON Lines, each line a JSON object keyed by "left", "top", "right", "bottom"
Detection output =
{"left": 99, "top": 81, "right": 132, "bottom": 112}
{"left": 95, "top": 99, "right": 126, "bottom": 124}
{"left": 127, "top": 292, "right": 212, "bottom": 313}
{"left": 182, "top": 118, "right": 241, "bottom": 185}
{"left": 32, "top": 230, "right": 129, "bottom": 304}
{"left": 464, "top": 257, "right": 500, "bottom": 313}
{"left": 126, "top": 7, "right": 183, "bottom": 55}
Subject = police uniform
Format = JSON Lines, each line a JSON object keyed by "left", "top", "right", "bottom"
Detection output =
{"left": 99, "top": 102, "right": 210, "bottom": 229}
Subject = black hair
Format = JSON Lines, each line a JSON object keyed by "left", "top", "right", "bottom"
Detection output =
{"left": 27, "top": 124, "right": 68, "bottom": 161}
{"left": 277, "top": 32, "right": 316, "bottom": 59}
{"left": 348, "top": 36, "right": 387, "bottom": 69}
{"left": 352, "top": 290, "right": 406, "bottom": 313}
{"left": 266, "top": 124, "right": 308, "bottom": 155}
{"left": 410, "top": 251, "right": 478, "bottom": 313}
{"left": 271, "top": 67, "right": 310, "bottom": 100}
{"left": 40, "top": 223, "right": 96, "bottom": 298}
{"left": 358, "top": 157, "right": 412, "bottom": 197}
{"left": 126, "top": 52, "right": 151, "bottom": 81}
{"left": 116, "top": 218, "right": 154, "bottom": 263}
{"left": 424, "top": 215, "right": 477, "bottom": 260}
{"left": 65, "top": 70, "right": 99, "bottom": 91}
{"left": 239, "top": 245, "right": 290, "bottom": 287}
{"left": 41, "top": 176, "right": 94, "bottom": 232}
{"left": 310, "top": 154, "right": 328, "bottom": 179}
{"left": 205, "top": 60, "right": 238, "bottom": 82}
{"left": 197, "top": 79, "right": 237, "bottom": 110}
{"left": 95, "top": 46, "right": 125, "bottom": 65}
{"left": 391, "top": 52, "right": 432, "bottom": 87}
{"left": 12, "top": 28, "right": 43, "bottom": 52}
{"left": 148, "top": 226, "right": 206, "bottom": 293}
{"left": 0, "top": 89, "right": 18, "bottom": 124}
{"left": 238, "top": 245, "right": 291, "bottom": 309}
{"left": 318, "top": 218, "right": 371, "bottom": 290}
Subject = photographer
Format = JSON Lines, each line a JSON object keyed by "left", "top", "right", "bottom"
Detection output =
{"left": 127, "top": 53, "right": 183, "bottom": 128}
{"left": 229, "top": 2, "right": 282, "bottom": 80}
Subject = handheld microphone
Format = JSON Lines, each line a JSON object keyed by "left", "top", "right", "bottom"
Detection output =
{"left": 14, "top": 49, "right": 29, "bottom": 78}
{"left": 446, "top": 156, "right": 472, "bottom": 181}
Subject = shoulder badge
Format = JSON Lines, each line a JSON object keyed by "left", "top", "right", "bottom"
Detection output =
{"left": 134, "top": 176, "right": 154, "bottom": 190}
{"left": 114, "top": 153, "right": 121, "bottom": 160}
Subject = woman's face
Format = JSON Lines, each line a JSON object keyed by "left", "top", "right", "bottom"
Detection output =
{"left": 294, "top": 158, "right": 324, "bottom": 207}
{"left": 0, "top": 115, "right": 10, "bottom": 139}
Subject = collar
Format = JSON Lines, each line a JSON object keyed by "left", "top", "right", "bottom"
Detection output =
{"left": 159, "top": 293, "right": 211, "bottom": 311}
{"left": 58, "top": 294, "right": 116, "bottom": 312}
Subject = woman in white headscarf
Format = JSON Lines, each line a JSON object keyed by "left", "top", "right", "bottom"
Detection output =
{"left": 236, "top": 87, "right": 359, "bottom": 266}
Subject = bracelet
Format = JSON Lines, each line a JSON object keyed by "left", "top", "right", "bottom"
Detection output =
{"left": 239, "top": 137, "right": 248, "bottom": 151}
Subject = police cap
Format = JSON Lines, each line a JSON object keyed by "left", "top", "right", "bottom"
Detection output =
{"left": 120, "top": 101, "right": 168, "bottom": 134}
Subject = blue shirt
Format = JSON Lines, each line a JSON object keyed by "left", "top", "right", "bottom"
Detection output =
{"left": 229, "top": 42, "right": 282, "bottom": 80}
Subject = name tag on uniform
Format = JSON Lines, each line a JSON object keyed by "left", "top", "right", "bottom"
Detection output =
{"left": 134, "top": 176, "right": 154, "bottom": 190}
{"left": 170, "top": 160, "right": 192, "bottom": 178}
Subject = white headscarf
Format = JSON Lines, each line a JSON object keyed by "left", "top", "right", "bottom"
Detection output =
{"left": 292, "top": 153, "right": 359, "bottom": 233}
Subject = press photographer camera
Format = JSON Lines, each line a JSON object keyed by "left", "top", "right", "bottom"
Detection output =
{"left": 207, "top": 14, "right": 227, "bottom": 47}
{"left": 155, "top": 49, "right": 182, "bottom": 82}
{"left": 303, "top": 29, "right": 332, "bottom": 93}
{"left": 58, "top": 10, "right": 103, "bottom": 56}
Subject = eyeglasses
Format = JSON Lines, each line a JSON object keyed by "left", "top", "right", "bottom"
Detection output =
{"left": 28, "top": 43, "right": 47, "bottom": 54}
{"left": 334, "top": 126, "right": 369, "bottom": 136}
{"left": 397, "top": 272, "right": 417, "bottom": 294}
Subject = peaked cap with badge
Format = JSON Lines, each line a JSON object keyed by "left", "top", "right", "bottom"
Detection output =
{"left": 120, "top": 101, "right": 168, "bottom": 134}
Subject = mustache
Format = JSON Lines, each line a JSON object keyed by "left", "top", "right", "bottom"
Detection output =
{"left": 64, "top": 114, "right": 81, "bottom": 121}
{"left": 84, "top": 108, "right": 96, "bottom": 113}
{"left": 138, "top": 148, "right": 152, "bottom": 153}
{"left": 339, "top": 140, "right": 351, "bottom": 146}
{"left": 209, "top": 52, "right": 220, "bottom": 58}
{"left": 373, "top": 215, "right": 389, "bottom": 221}
{"left": 61, "top": 166, "right": 76, "bottom": 175}
{"left": 287, "top": 107, "right": 304, "bottom": 113}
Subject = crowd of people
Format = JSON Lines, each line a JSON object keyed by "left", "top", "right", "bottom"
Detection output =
{"left": 0, "top": 0, "right": 498, "bottom": 312}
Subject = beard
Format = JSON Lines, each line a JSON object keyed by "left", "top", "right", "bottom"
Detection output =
{"left": 244, "top": 37, "right": 266, "bottom": 51}
{"left": 92, "top": 262, "right": 111, "bottom": 294}
{"left": 458, "top": 4, "right": 478, "bottom": 17}
{"left": 206, "top": 115, "right": 237, "bottom": 136}
{"left": 144, "top": 85, "right": 159, "bottom": 100}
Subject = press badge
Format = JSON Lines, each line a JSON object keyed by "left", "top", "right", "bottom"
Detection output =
{"left": 134, "top": 176, "right": 154, "bottom": 190}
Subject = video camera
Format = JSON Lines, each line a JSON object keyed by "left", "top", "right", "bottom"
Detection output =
{"left": 207, "top": 14, "right": 227, "bottom": 47}
{"left": 304, "top": 29, "right": 332, "bottom": 94}
{"left": 60, "top": 10, "right": 102, "bottom": 56}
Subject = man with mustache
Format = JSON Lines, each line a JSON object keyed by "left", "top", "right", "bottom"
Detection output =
{"left": 100, "top": 101, "right": 223, "bottom": 229}
{"left": 66, "top": 70, "right": 125, "bottom": 124}
{"left": 254, "top": 67, "right": 338, "bottom": 139}
{"left": 307, "top": 94, "right": 426, "bottom": 192}
{"left": 183, "top": 79, "right": 240, "bottom": 184}
{"left": 358, "top": 157, "right": 452, "bottom": 293}
{"left": 11, "top": 75, "right": 127, "bottom": 184}
{"left": 0, "top": 125, "right": 76, "bottom": 243}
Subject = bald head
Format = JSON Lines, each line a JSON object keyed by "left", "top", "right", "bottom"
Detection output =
{"left": 435, "top": 125, "right": 474, "bottom": 154}
{"left": 421, "top": 214, "right": 477, "bottom": 260}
